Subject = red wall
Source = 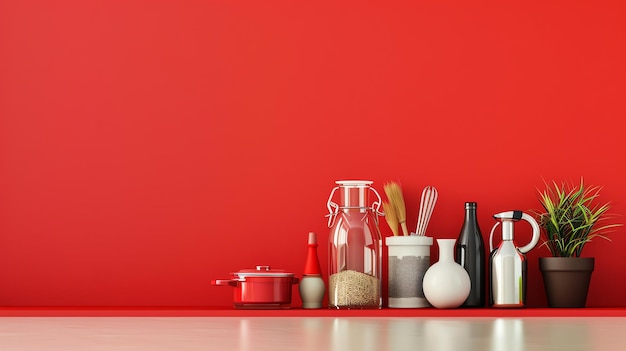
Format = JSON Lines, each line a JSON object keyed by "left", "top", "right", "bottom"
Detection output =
{"left": 1, "top": 0, "right": 625, "bottom": 307}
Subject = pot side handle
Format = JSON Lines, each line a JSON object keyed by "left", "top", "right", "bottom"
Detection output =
{"left": 292, "top": 277, "right": 300, "bottom": 285}
{"left": 212, "top": 279, "right": 237, "bottom": 286}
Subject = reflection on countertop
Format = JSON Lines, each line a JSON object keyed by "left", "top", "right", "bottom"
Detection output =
{"left": 0, "top": 316, "right": 623, "bottom": 351}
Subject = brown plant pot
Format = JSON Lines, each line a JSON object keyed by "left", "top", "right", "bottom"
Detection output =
{"left": 539, "top": 257, "right": 594, "bottom": 308}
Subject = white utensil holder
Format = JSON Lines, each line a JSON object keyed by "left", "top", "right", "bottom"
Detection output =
{"left": 385, "top": 235, "right": 433, "bottom": 308}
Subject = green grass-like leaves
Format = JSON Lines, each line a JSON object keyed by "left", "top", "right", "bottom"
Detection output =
{"left": 536, "top": 178, "right": 622, "bottom": 257}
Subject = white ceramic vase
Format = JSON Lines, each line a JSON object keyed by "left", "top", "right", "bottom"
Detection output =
{"left": 423, "top": 238, "right": 471, "bottom": 309}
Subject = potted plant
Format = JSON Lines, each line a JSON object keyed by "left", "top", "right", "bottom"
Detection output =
{"left": 535, "top": 178, "right": 622, "bottom": 308}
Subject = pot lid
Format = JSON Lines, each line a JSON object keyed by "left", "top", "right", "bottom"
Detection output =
{"left": 234, "top": 265, "right": 295, "bottom": 278}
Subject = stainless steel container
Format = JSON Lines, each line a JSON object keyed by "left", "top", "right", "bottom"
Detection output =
{"left": 489, "top": 211, "right": 540, "bottom": 308}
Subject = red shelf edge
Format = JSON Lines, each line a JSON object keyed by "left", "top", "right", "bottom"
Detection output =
{"left": 2, "top": 307, "right": 626, "bottom": 317}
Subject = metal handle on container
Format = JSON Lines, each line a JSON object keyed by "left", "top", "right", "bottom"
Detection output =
{"left": 489, "top": 211, "right": 540, "bottom": 254}
{"left": 326, "top": 186, "right": 340, "bottom": 228}
{"left": 489, "top": 222, "right": 500, "bottom": 252}
{"left": 518, "top": 213, "right": 540, "bottom": 254}
{"left": 326, "top": 183, "right": 384, "bottom": 227}
{"left": 212, "top": 279, "right": 238, "bottom": 287}
{"left": 370, "top": 186, "right": 384, "bottom": 218}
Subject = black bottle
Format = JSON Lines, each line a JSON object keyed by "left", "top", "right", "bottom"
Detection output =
{"left": 455, "top": 202, "right": 486, "bottom": 307}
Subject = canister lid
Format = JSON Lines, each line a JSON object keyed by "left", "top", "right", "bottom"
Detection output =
{"left": 336, "top": 180, "right": 373, "bottom": 187}
{"left": 386, "top": 235, "right": 433, "bottom": 246}
{"left": 234, "top": 265, "right": 295, "bottom": 278}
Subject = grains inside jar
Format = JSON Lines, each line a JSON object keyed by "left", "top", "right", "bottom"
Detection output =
{"left": 329, "top": 270, "right": 380, "bottom": 308}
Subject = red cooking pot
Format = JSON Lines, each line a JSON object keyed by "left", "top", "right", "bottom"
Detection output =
{"left": 212, "top": 265, "right": 300, "bottom": 309}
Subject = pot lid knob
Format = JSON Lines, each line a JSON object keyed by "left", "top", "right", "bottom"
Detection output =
{"left": 256, "top": 265, "right": 271, "bottom": 271}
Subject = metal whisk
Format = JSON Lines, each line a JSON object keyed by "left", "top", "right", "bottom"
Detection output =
{"left": 415, "top": 186, "right": 438, "bottom": 236}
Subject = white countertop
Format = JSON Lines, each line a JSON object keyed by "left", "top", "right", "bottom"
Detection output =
{"left": 1, "top": 316, "right": 625, "bottom": 351}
